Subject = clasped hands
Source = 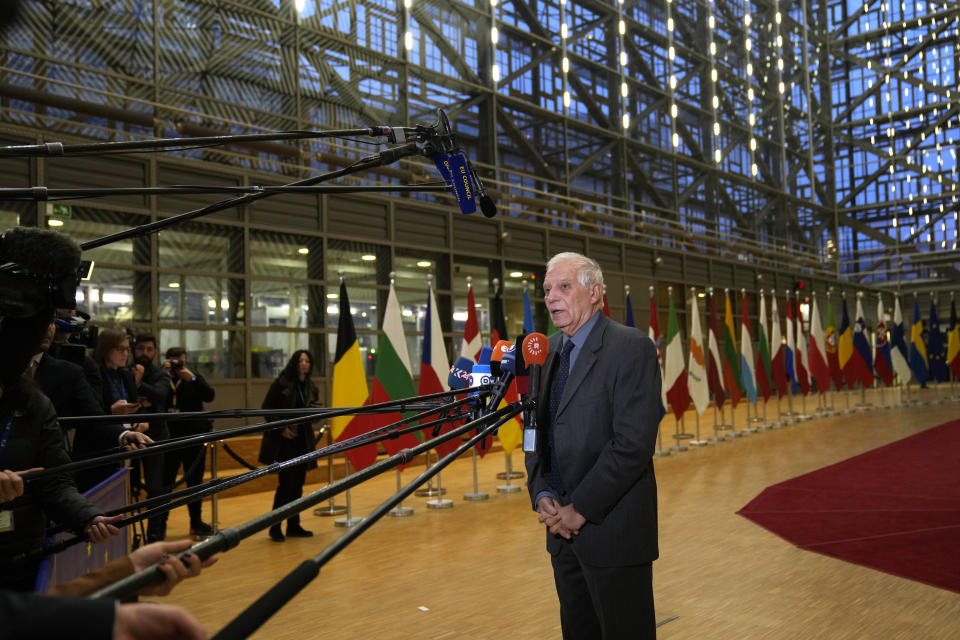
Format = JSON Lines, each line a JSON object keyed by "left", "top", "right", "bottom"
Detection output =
{"left": 537, "top": 496, "right": 586, "bottom": 540}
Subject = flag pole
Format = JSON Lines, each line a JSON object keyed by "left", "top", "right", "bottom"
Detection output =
{"left": 691, "top": 410, "right": 707, "bottom": 446}
{"left": 710, "top": 401, "right": 723, "bottom": 443}
{"left": 334, "top": 456, "right": 363, "bottom": 527}
{"left": 496, "top": 451, "right": 522, "bottom": 493}
{"left": 461, "top": 276, "right": 489, "bottom": 503}
{"left": 427, "top": 466, "right": 454, "bottom": 509}
{"left": 314, "top": 426, "right": 348, "bottom": 517}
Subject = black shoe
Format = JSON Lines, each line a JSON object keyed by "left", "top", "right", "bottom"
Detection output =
{"left": 268, "top": 525, "right": 285, "bottom": 542}
{"left": 190, "top": 521, "right": 214, "bottom": 538}
{"left": 286, "top": 524, "right": 313, "bottom": 538}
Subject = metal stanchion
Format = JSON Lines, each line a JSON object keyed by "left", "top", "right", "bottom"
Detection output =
{"left": 757, "top": 397, "right": 771, "bottom": 430}
{"left": 388, "top": 468, "right": 414, "bottom": 517}
{"left": 770, "top": 394, "right": 783, "bottom": 428}
{"left": 315, "top": 428, "right": 347, "bottom": 517}
{"left": 334, "top": 457, "right": 363, "bottom": 527}
{"left": 463, "top": 447, "right": 489, "bottom": 501}
{"left": 496, "top": 450, "right": 522, "bottom": 493}
{"left": 797, "top": 391, "right": 811, "bottom": 421}
{"left": 857, "top": 386, "right": 870, "bottom": 411}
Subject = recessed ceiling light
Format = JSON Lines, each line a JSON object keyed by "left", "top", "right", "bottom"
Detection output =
{"left": 417, "top": 260, "right": 432, "bottom": 268}
{"left": 168, "top": 282, "right": 180, "bottom": 288}
{"left": 361, "top": 254, "right": 377, "bottom": 261}
{"left": 47, "top": 219, "right": 64, "bottom": 227}
{"left": 509, "top": 271, "right": 524, "bottom": 278}
{"left": 298, "top": 247, "right": 309, "bottom": 255}
{"left": 326, "top": 293, "right": 339, "bottom": 299}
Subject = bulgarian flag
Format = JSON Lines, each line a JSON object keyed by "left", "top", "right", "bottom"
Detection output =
{"left": 722, "top": 290, "right": 741, "bottom": 407}
{"left": 331, "top": 281, "right": 377, "bottom": 471}
{"left": 367, "top": 281, "right": 422, "bottom": 467}
{"left": 420, "top": 282, "right": 457, "bottom": 457}
{"left": 664, "top": 289, "right": 690, "bottom": 420}
{"left": 755, "top": 290, "right": 773, "bottom": 402}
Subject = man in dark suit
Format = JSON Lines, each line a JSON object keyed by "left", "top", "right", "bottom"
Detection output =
{"left": 526, "top": 252, "right": 663, "bottom": 640}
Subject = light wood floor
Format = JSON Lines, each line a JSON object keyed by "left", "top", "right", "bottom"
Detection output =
{"left": 158, "top": 387, "right": 960, "bottom": 639}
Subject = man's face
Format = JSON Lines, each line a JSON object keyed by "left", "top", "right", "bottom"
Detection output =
{"left": 543, "top": 259, "right": 601, "bottom": 337}
{"left": 134, "top": 340, "right": 157, "bottom": 365}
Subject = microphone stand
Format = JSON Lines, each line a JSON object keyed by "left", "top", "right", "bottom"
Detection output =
{"left": 88, "top": 403, "right": 521, "bottom": 602}
{"left": 209, "top": 404, "right": 523, "bottom": 640}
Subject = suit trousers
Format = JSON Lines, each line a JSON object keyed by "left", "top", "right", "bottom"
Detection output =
{"left": 550, "top": 541, "right": 656, "bottom": 640}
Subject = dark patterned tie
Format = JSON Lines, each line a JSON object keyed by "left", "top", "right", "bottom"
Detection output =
{"left": 545, "top": 340, "right": 575, "bottom": 493}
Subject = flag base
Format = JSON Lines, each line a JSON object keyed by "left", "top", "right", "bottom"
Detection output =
{"left": 741, "top": 426, "right": 757, "bottom": 433}
{"left": 415, "top": 486, "right": 447, "bottom": 497}
{"left": 496, "top": 484, "right": 522, "bottom": 493}
{"left": 426, "top": 498, "right": 454, "bottom": 509}
{"left": 671, "top": 432, "right": 694, "bottom": 452}
{"left": 689, "top": 439, "right": 709, "bottom": 446}
{"left": 495, "top": 471, "right": 525, "bottom": 479}
{"left": 756, "top": 423, "right": 772, "bottom": 430}
{"left": 388, "top": 506, "right": 414, "bottom": 517}
{"left": 314, "top": 504, "right": 347, "bottom": 517}
{"left": 463, "top": 491, "right": 490, "bottom": 501}
{"left": 654, "top": 448, "right": 671, "bottom": 456}
{"left": 334, "top": 515, "right": 363, "bottom": 527}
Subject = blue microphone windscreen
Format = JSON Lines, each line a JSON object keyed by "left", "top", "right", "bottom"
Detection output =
{"left": 501, "top": 349, "right": 516, "bottom": 375}
{"left": 448, "top": 356, "right": 473, "bottom": 390}
{"left": 477, "top": 346, "right": 493, "bottom": 366}
{"left": 433, "top": 150, "right": 478, "bottom": 215}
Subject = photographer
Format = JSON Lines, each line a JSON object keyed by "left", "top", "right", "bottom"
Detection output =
{"left": 161, "top": 348, "right": 215, "bottom": 538}
{"left": 49, "top": 309, "right": 102, "bottom": 399}
{"left": 132, "top": 335, "right": 174, "bottom": 544}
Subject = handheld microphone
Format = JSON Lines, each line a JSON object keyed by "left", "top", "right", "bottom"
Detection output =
{"left": 483, "top": 340, "right": 516, "bottom": 415}
{"left": 520, "top": 333, "right": 549, "bottom": 453}
{"left": 476, "top": 345, "right": 493, "bottom": 366}
{"left": 448, "top": 356, "right": 473, "bottom": 391}
{"left": 513, "top": 333, "right": 530, "bottom": 395}
{"left": 501, "top": 345, "right": 516, "bottom": 375}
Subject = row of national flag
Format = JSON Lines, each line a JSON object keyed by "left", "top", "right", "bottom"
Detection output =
{"left": 643, "top": 288, "right": 960, "bottom": 419}
{"left": 327, "top": 276, "right": 960, "bottom": 469}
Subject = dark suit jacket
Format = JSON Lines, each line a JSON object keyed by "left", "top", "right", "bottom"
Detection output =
{"left": 35, "top": 354, "right": 122, "bottom": 456}
{"left": 526, "top": 312, "right": 663, "bottom": 567}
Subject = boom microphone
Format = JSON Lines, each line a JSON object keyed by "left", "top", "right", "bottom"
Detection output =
{"left": 428, "top": 110, "right": 497, "bottom": 218}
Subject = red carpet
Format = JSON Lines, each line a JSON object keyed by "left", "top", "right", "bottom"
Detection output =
{"left": 738, "top": 419, "right": 960, "bottom": 593}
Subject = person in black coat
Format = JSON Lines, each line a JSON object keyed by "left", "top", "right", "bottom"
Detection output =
{"left": 160, "top": 347, "right": 216, "bottom": 538}
{"left": 0, "top": 382, "right": 122, "bottom": 592}
{"left": 258, "top": 350, "right": 319, "bottom": 542}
